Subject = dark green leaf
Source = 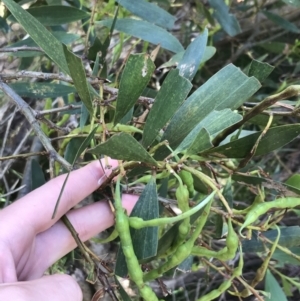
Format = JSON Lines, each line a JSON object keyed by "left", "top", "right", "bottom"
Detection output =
{"left": 208, "top": 0, "right": 241, "bottom": 36}
{"left": 98, "top": 18, "right": 184, "bottom": 53}
{"left": 114, "top": 53, "right": 155, "bottom": 124}
{"left": 259, "top": 42, "right": 286, "bottom": 54}
{"left": 116, "top": 0, "right": 176, "bottom": 29}
{"left": 248, "top": 60, "right": 274, "bottom": 83}
{"left": 177, "top": 256, "right": 193, "bottom": 272}
{"left": 263, "top": 10, "right": 300, "bottom": 33}
{"left": 2, "top": 0, "right": 69, "bottom": 74}
{"left": 130, "top": 177, "right": 159, "bottom": 259}
{"left": 88, "top": 133, "right": 158, "bottom": 166}
{"left": 64, "top": 138, "right": 85, "bottom": 164}
{"left": 273, "top": 247, "right": 300, "bottom": 266}
{"left": 8, "top": 6, "right": 90, "bottom": 26}
{"left": 265, "top": 270, "right": 288, "bottom": 301}
{"left": 0, "top": 16, "right": 9, "bottom": 33}
{"left": 186, "top": 128, "right": 212, "bottom": 155}
{"left": 142, "top": 69, "right": 192, "bottom": 148}
{"left": 242, "top": 226, "right": 300, "bottom": 253}
{"left": 80, "top": 103, "right": 89, "bottom": 129}
{"left": 8, "top": 31, "right": 80, "bottom": 57}
{"left": 63, "top": 45, "right": 94, "bottom": 117}
{"left": 232, "top": 174, "right": 300, "bottom": 196}
{"left": 209, "top": 124, "right": 300, "bottom": 158}
{"left": 31, "top": 159, "right": 46, "bottom": 191}
{"left": 177, "top": 28, "right": 208, "bottom": 81}
{"left": 162, "top": 64, "right": 261, "bottom": 150}
{"left": 285, "top": 174, "right": 300, "bottom": 190}
{"left": 7, "top": 83, "right": 75, "bottom": 98}
{"left": 281, "top": 0, "right": 300, "bottom": 7}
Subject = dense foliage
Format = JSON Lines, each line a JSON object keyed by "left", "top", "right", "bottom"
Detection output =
{"left": 1, "top": 0, "right": 300, "bottom": 300}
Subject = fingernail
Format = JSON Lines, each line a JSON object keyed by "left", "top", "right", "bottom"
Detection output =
{"left": 98, "top": 174, "right": 108, "bottom": 186}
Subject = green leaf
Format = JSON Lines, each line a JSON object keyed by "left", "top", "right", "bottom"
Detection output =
{"left": 31, "top": 159, "right": 46, "bottom": 191}
{"left": 130, "top": 177, "right": 159, "bottom": 259}
{"left": 159, "top": 46, "right": 216, "bottom": 69}
{"left": 263, "top": 10, "right": 300, "bottom": 33}
{"left": 0, "top": 16, "right": 9, "bottom": 33}
{"left": 272, "top": 247, "right": 300, "bottom": 266}
{"left": 116, "top": 0, "right": 176, "bottom": 29}
{"left": 209, "top": 124, "right": 300, "bottom": 158}
{"left": 114, "top": 53, "right": 155, "bottom": 124}
{"left": 232, "top": 174, "right": 300, "bottom": 196}
{"left": 142, "top": 69, "right": 192, "bottom": 147}
{"left": 259, "top": 41, "right": 286, "bottom": 54}
{"left": 175, "top": 109, "right": 242, "bottom": 154}
{"left": 88, "top": 133, "right": 158, "bottom": 166}
{"left": 7, "top": 31, "right": 80, "bottom": 57}
{"left": 242, "top": 226, "right": 300, "bottom": 253}
{"left": 162, "top": 64, "right": 261, "bottom": 150}
{"left": 64, "top": 138, "right": 85, "bottom": 164}
{"left": 63, "top": 45, "right": 94, "bottom": 117}
{"left": 286, "top": 174, "right": 300, "bottom": 190}
{"left": 2, "top": 0, "right": 69, "bottom": 74}
{"left": 265, "top": 270, "right": 288, "bottom": 301}
{"left": 185, "top": 128, "right": 212, "bottom": 155}
{"left": 177, "top": 28, "right": 208, "bottom": 81}
{"left": 8, "top": 5, "right": 90, "bottom": 26}
{"left": 281, "top": 0, "right": 300, "bottom": 7}
{"left": 7, "top": 83, "right": 75, "bottom": 98}
{"left": 248, "top": 60, "right": 274, "bottom": 83}
{"left": 208, "top": 0, "right": 241, "bottom": 36}
{"left": 98, "top": 18, "right": 184, "bottom": 53}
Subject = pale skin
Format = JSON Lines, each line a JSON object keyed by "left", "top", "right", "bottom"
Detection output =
{"left": 0, "top": 159, "right": 138, "bottom": 301}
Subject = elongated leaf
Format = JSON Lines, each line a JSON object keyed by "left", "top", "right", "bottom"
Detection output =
{"left": 8, "top": 6, "right": 90, "bottom": 26}
{"left": 177, "top": 28, "right": 208, "bottom": 81}
{"left": 242, "top": 226, "right": 300, "bottom": 253}
{"left": 265, "top": 270, "right": 288, "bottom": 301}
{"left": 263, "top": 10, "right": 300, "bottom": 33}
{"left": 142, "top": 69, "right": 192, "bottom": 147}
{"left": 98, "top": 18, "right": 184, "bottom": 53}
{"left": 31, "top": 159, "right": 46, "bottom": 191}
{"left": 0, "top": 16, "right": 9, "bottom": 33}
{"left": 114, "top": 54, "right": 155, "bottom": 124}
{"left": 162, "top": 64, "right": 261, "bottom": 150}
{"left": 209, "top": 124, "right": 300, "bottom": 158}
{"left": 232, "top": 174, "right": 300, "bottom": 196}
{"left": 116, "top": 0, "right": 175, "bottom": 29}
{"left": 185, "top": 128, "right": 212, "bottom": 155}
{"left": 208, "top": 0, "right": 241, "bottom": 36}
{"left": 130, "top": 177, "right": 159, "bottom": 259}
{"left": 63, "top": 45, "right": 93, "bottom": 117}
{"left": 64, "top": 138, "right": 85, "bottom": 164}
{"left": 175, "top": 109, "right": 242, "bottom": 154}
{"left": 248, "top": 60, "right": 274, "bottom": 83}
{"left": 88, "top": 133, "right": 158, "bottom": 166}
{"left": 159, "top": 46, "right": 216, "bottom": 69}
{"left": 281, "top": 0, "right": 300, "bottom": 7}
{"left": 2, "top": 0, "right": 69, "bottom": 74}
{"left": 7, "top": 83, "right": 75, "bottom": 98}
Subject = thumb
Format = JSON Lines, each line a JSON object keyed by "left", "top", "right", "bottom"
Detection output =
{"left": 0, "top": 274, "right": 82, "bottom": 301}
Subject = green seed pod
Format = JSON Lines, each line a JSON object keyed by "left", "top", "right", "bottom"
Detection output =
{"left": 179, "top": 170, "right": 195, "bottom": 198}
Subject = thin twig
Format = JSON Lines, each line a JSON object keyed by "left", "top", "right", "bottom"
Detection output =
{"left": 0, "top": 71, "right": 155, "bottom": 104}
{"left": 0, "top": 79, "right": 72, "bottom": 170}
{"left": 213, "top": 85, "right": 300, "bottom": 146}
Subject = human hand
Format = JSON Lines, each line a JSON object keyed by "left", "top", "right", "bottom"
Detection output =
{"left": 0, "top": 159, "right": 138, "bottom": 301}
